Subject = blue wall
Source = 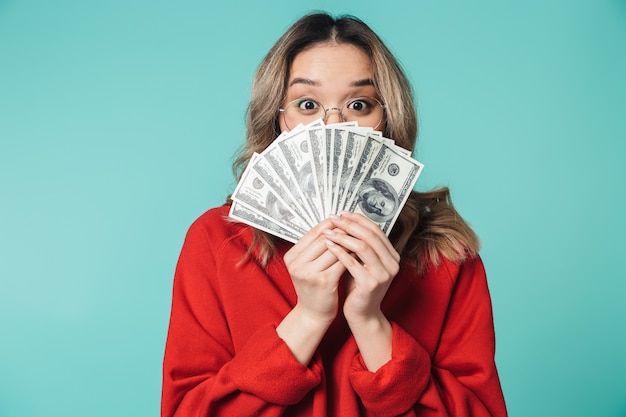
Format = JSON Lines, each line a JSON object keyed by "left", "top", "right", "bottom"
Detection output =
{"left": 1, "top": 1, "right": 625, "bottom": 416}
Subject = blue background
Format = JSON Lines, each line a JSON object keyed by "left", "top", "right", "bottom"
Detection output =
{"left": 1, "top": 1, "right": 625, "bottom": 416}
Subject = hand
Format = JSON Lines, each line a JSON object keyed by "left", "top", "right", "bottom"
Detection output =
{"left": 278, "top": 218, "right": 347, "bottom": 365}
{"left": 322, "top": 212, "right": 400, "bottom": 370}
{"left": 283, "top": 218, "right": 346, "bottom": 324}
{"left": 322, "top": 212, "right": 400, "bottom": 325}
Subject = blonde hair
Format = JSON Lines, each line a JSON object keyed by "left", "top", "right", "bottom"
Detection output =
{"left": 231, "top": 13, "right": 479, "bottom": 273}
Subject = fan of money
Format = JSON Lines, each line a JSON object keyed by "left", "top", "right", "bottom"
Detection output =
{"left": 229, "top": 120, "right": 424, "bottom": 243}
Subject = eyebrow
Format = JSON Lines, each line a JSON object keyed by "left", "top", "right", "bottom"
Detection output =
{"left": 288, "top": 78, "right": 375, "bottom": 88}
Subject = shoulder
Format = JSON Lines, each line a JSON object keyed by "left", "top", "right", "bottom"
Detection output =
{"left": 183, "top": 204, "right": 253, "bottom": 254}
{"left": 414, "top": 252, "right": 486, "bottom": 287}
{"left": 441, "top": 254, "right": 486, "bottom": 281}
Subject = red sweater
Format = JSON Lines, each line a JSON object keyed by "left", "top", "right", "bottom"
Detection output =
{"left": 161, "top": 205, "right": 507, "bottom": 417}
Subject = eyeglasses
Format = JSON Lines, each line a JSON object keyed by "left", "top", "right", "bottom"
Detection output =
{"left": 279, "top": 96, "right": 386, "bottom": 130}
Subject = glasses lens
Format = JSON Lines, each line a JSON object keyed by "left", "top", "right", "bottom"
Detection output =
{"left": 282, "top": 99, "right": 324, "bottom": 130}
{"left": 342, "top": 97, "right": 384, "bottom": 129}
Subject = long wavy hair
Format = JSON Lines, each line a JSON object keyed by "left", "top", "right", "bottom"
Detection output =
{"left": 231, "top": 12, "right": 479, "bottom": 273}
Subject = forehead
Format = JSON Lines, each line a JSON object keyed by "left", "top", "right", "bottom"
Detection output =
{"left": 288, "top": 43, "right": 373, "bottom": 85}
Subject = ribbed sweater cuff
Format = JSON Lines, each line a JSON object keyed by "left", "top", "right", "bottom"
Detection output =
{"left": 349, "top": 322, "right": 431, "bottom": 415}
{"left": 228, "top": 323, "right": 322, "bottom": 405}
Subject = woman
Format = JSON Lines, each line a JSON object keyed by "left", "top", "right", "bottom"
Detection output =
{"left": 162, "top": 12, "right": 507, "bottom": 417}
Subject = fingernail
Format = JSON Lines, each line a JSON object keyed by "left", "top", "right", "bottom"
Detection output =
{"left": 325, "top": 239, "right": 335, "bottom": 247}
{"left": 322, "top": 229, "right": 334, "bottom": 236}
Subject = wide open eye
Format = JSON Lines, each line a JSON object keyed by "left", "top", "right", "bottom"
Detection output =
{"left": 345, "top": 97, "right": 377, "bottom": 114}
{"left": 295, "top": 98, "right": 322, "bottom": 112}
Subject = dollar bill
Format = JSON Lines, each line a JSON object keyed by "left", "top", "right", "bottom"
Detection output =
{"left": 323, "top": 126, "right": 334, "bottom": 217}
{"left": 275, "top": 129, "right": 323, "bottom": 223}
{"left": 261, "top": 144, "right": 317, "bottom": 227}
{"left": 231, "top": 154, "right": 310, "bottom": 235}
{"left": 345, "top": 142, "right": 424, "bottom": 235}
{"left": 307, "top": 126, "right": 327, "bottom": 218}
{"left": 252, "top": 152, "right": 315, "bottom": 228}
{"left": 328, "top": 126, "right": 348, "bottom": 214}
{"left": 337, "top": 133, "right": 384, "bottom": 213}
{"left": 332, "top": 128, "right": 368, "bottom": 215}
{"left": 325, "top": 122, "right": 357, "bottom": 217}
{"left": 229, "top": 201, "right": 300, "bottom": 243}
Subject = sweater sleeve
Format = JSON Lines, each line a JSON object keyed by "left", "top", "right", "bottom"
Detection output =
{"left": 349, "top": 323, "right": 432, "bottom": 416}
{"left": 349, "top": 256, "right": 507, "bottom": 417}
{"left": 161, "top": 217, "right": 321, "bottom": 417}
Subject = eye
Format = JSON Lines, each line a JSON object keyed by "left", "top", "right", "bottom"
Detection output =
{"left": 295, "top": 99, "right": 321, "bottom": 112}
{"left": 346, "top": 97, "right": 375, "bottom": 113}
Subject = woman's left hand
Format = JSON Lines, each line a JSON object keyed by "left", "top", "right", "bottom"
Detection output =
{"left": 323, "top": 211, "right": 399, "bottom": 370}
{"left": 322, "top": 212, "right": 400, "bottom": 325}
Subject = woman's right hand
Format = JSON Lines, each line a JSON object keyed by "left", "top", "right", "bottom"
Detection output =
{"left": 283, "top": 218, "right": 346, "bottom": 324}
{"left": 277, "top": 218, "right": 346, "bottom": 365}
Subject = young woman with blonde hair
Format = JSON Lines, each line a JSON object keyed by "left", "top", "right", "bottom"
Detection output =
{"left": 162, "top": 12, "right": 507, "bottom": 417}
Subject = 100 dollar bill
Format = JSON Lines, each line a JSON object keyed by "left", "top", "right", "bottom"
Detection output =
{"left": 345, "top": 142, "right": 424, "bottom": 235}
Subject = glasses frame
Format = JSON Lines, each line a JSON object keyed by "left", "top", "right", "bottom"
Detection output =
{"left": 279, "top": 96, "right": 386, "bottom": 130}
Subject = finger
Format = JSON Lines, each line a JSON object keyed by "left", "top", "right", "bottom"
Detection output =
{"left": 324, "top": 238, "right": 367, "bottom": 275}
{"left": 324, "top": 232, "right": 391, "bottom": 280}
{"left": 335, "top": 212, "right": 400, "bottom": 262}
{"left": 294, "top": 218, "right": 337, "bottom": 249}
{"left": 324, "top": 256, "right": 347, "bottom": 277}
{"left": 285, "top": 219, "right": 337, "bottom": 264}
{"left": 309, "top": 247, "right": 342, "bottom": 272}
{"left": 285, "top": 235, "right": 327, "bottom": 266}
{"left": 328, "top": 214, "right": 400, "bottom": 265}
{"left": 322, "top": 226, "right": 372, "bottom": 261}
